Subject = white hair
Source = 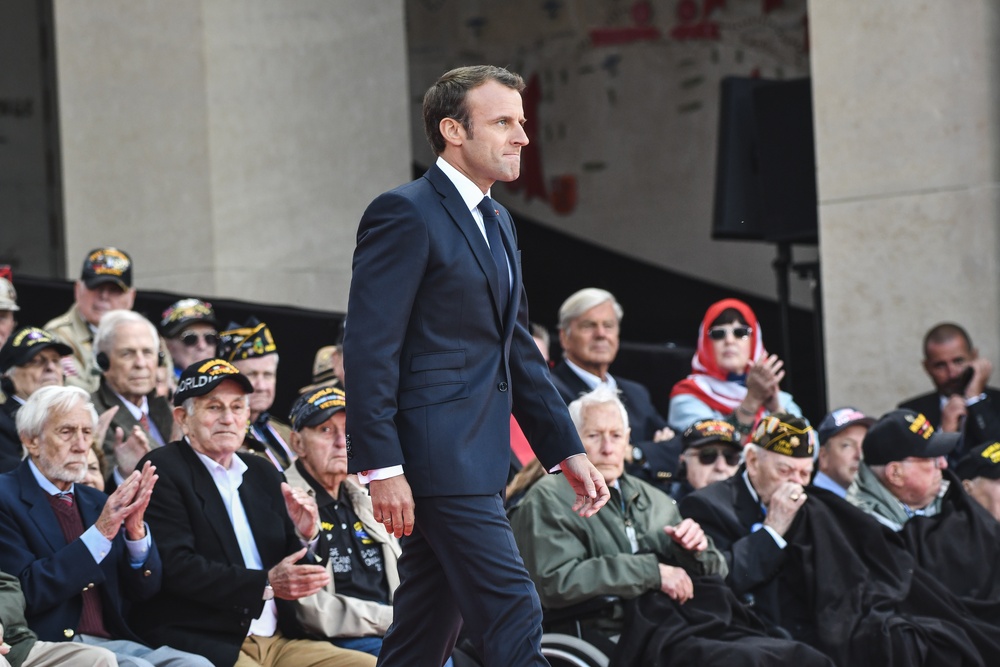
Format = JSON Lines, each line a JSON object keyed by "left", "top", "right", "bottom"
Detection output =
{"left": 567, "top": 385, "right": 630, "bottom": 433}
{"left": 94, "top": 309, "right": 159, "bottom": 356}
{"left": 557, "top": 288, "right": 623, "bottom": 332}
{"left": 16, "top": 385, "right": 98, "bottom": 440}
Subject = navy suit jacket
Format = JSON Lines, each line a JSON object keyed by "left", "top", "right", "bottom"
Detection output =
{"left": 344, "top": 164, "right": 583, "bottom": 497}
{"left": 129, "top": 441, "right": 327, "bottom": 667}
{"left": 0, "top": 460, "right": 161, "bottom": 643}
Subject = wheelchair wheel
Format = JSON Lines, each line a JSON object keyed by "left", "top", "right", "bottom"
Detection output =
{"left": 540, "top": 633, "right": 610, "bottom": 667}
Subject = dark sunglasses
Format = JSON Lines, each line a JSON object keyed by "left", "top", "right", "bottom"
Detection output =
{"left": 694, "top": 448, "right": 741, "bottom": 466}
{"left": 179, "top": 331, "right": 219, "bottom": 347}
{"left": 707, "top": 325, "right": 752, "bottom": 341}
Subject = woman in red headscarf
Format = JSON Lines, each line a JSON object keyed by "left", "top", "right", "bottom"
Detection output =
{"left": 668, "top": 298, "right": 803, "bottom": 439}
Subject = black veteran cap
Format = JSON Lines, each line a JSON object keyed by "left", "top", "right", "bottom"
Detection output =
{"left": 862, "top": 409, "right": 959, "bottom": 466}
{"left": 0, "top": 327, "right": 73, "bottom": 373}
{"left": 173, "top": 358, "right": 254, "bottom": 406}
{"left": 955, "top": 441, "right": 1000, "bottom": 481}
{"left": 683, "top": 420, "right": 739, "bottom": 449}
{"left": 817, "top": 407, "right": 875, "bottom": 445}
{"left": 81, "top": 247, "right": 133, "bottom": 290}
{"left": 160, "top": 298, "right": 218, "bottom": 338}
{"left": 751, "top": 413, "right": 815, "bottom": 458}
{"left": 218, "top": 319, "right": 276, "bottom": 362}
{"left": 289, "top": 386, "right": 346, "bottom": 431}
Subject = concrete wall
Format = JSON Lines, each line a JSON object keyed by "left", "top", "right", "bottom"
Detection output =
{"left": 811, "top": 1, "right": 1000, "bottom": 415}
{"left": 53, "top": 0, "right": 410, "bottom": 312}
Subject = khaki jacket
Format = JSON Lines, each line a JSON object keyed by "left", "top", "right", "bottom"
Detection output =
{"left": 285, "top": 464, "right": 400, "bottom": 637}
{"left": 44, "top": 305, "right": 100, "bottom": 393}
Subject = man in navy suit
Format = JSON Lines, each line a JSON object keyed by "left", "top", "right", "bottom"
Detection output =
{"left": 344, "top": 65, "right": 610, "bottom": 666}
{"left": 0, "top": 385, "right": 210, "bottom": 666}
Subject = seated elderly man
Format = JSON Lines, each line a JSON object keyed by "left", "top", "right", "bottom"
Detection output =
{"left": 670, "top": 420, "right": 742, "bottom": 501}
{"left": 128, "top": 359, "right": 374, "bottom": 667}
{"left": 679, "top": 414, "right": 816, "bottom": 639}
{"left": 0, "top": 277, "right": 18, "bottom": 348}
{"left": 957, "top": 440, "right": 1000, "bottom": 522}
{"left": 219, "top": 320, "right": 295, "bottom": 471}
{"left": 0, "top": 328, "right": 72, "bottom": 473}
{"left": 511, "top": 390, "right": 832, "bottom": 666}
{"left": 91, "top": 310, "right": 174, "bottom": 482}
{"left": 811, "top": 407, "right": 873, "bottom": 498}
{"left": 847, "top": 409, "right": 958, "bottom": 531}
{"left": 0, "top": 385, "right": 211, "bottom": 666}
{"left": 1, "top": 568, "right": 118, "bottom": 667}
{"left": 285, "top": 387, "right": 399, "bottom": 657}
{"left": 45, "top": 247, "right": 136, "bottom": 393}
{"left": 158, "top": 298, "right": 219, "bottom": 381}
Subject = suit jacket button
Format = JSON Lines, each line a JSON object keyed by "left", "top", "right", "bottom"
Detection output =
{"left": 497, "top": 381, "right": 508, "bottom": 392}
{"left": 64, "top": 629, "right": 75, "bottom": 638}
{"left": 143, "top": 570, "right": 152, "bottom": 577}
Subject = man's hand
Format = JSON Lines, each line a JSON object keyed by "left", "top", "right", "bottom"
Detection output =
{"left": 96, "top": 406, "right": 119, "bottom": 452}
{"left": 113, "top": 425, "right": 152, "bottom": 477}
{"left": 0, "top": 620, "right": 9, "bottom": 656}
{"left": 282, "top": 483, "right": 320, "bottom": 540}
{"left": 370, "top": 475, "right": 415, "bottom": 538}
{"left": 267, "top": 547, "right": 330, "bottom": 600}
{"left": 763, "top": 481, "right": 806, "bottom": 536}
{"left": 941, "top": 395, "right": 968, "bottom": 432}
{"left": 560, "top": 455, "right": 610, "bottom": 518}
{"left": 652, "top": 426, "right": 675, "bottom": 443}
{"left": 966, "top": 357, "right": 993, "bottom": 398}
{"left": 94, "top": 461, "right": 158, "bottom": 540}
{"left": 658, "top": 564, "right": 694, "bottom": 604}
{"left": 664, "top": 518, "right": 708, "bottom": 552}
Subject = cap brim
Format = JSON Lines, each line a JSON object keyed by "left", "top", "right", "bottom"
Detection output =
{"left": 29, "top": 341, "right": 73, "bottom": 360}
{"left": 296, "top": 405, "right": 346, "bottom": 431}
{"left": 83, "top": 276, "right": 129, "bottom": 291}
{"left": 684, "top": 435, "right": 739, "bottom": 450}
{"left": 924, "top": 431, "right": 961, "bottom": 458}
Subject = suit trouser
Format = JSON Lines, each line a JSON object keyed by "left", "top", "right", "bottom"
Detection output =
{"left": 236, "top": 631, "right": 376, "bottom": 667}
{"left": 378, "top": 494, "right": 548, "bottom": 667}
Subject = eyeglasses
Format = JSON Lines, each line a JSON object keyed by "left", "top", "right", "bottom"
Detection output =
{"left": 707, "top": 325, "right": 752, "bottom": 341}
{"left": 179, "top": 331, "right": 219, "bottom": 348}
{"left": 693, "top": 448, "right": 741, "bottom": 466}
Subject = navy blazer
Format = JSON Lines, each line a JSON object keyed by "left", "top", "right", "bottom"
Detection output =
{"left": 344, "top": 164, "right": 583, "bottom": 497}
{"left": 0, "top": 460, "right": 161, "bottom": 643}
{"left": 129, "top": 441, "right": 327, "bottom": 667}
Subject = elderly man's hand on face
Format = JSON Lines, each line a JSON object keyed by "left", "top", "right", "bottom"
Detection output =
{"left": 763, "top": 481, "right": 807, "bottom": 536}
{"left": 95, "top": 461, "right": 158, "bottom": 541}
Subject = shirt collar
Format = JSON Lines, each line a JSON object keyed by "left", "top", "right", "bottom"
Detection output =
{"left": 113, "top": 390, "right": 148, "bottom": 420}
{"left": 564, "top": 358, "right": 617, "bottom": 390}
{"left": 436, "top": 156, "right": 491, "bottom": 213}
{"left": 28, "top": 457, "right": 74, "bottom": 496}
{"left": 192, "top": 440, "right": 248, "bottom": 479}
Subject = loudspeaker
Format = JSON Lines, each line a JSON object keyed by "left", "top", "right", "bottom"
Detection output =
{"left": 712, "top": 77, "right": 818, "bottom": 244}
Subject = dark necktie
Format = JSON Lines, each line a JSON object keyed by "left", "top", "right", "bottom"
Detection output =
{"left": 477, "top": 196, "right": 510, "bottom": 313}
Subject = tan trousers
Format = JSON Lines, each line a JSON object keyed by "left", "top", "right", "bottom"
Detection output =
{"left": 235, "top": 632, "right": 375, "bottom": 667}
{"left": 5, "top": 640, "right": 117, "bottom": 667}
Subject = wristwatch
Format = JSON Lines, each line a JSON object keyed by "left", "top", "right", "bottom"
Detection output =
{"left": 262, "top": 581, "right": 274, "bottom": 601}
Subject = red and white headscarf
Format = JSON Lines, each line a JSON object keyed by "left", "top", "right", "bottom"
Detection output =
{"left": 670, "top": 298, "right": 766, "bottom": 415}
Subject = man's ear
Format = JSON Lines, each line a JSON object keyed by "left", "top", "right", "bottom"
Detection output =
{"left": 172, "top": 406, "right": 189, "bottom": 435}
{"left": 439, "top": 117, "right": 465, "bottom": 147}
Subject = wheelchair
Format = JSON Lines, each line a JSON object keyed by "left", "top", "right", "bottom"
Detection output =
{"left": 451, "top": 596, "right": 619, "bottom": 667}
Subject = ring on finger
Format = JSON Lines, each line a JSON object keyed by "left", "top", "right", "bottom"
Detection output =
{"left": 790, "top": 493, "right": 801, "bottom": 501}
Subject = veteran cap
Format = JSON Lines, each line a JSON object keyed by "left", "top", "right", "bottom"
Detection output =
{"left": 817, "top": 407, "right": 875, "bottom": 446}
{"left": 862, "top": 409, "right": 959, "bottom": 466}
{"left": 160, "top": 298, "right": 218, "bottom": 338}
{"left": 298, "top": 345, "right": 342, "bottom": 395}
{"left": 751, "top": 413, "right": 815, "bottom": 458}
{"left": 173, "top": 358, "right": 254, "bottom": 406}
{"left": 0, "top": 327, "right": 72, "bottom": 374}
{"left": 218, "top": 319, "right": 276, "bottom": 362}
{"left": 683, "top": 420, "right": 739, "bottom": 450}
{"left": 80, "top": 247, "right": 132, "bottom": 290}
{"left": 955, "top": 440, "right": 1000, "bottom": 481}
{"left": 0, "top": 277, "right": 19, "bottom": 312}
{"left": 289, "top": 386, "right": 346, "bottom": 431}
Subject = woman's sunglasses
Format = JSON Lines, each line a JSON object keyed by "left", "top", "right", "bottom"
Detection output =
{"left": 707, "top": 325, "right": 752, "bottom": 341}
